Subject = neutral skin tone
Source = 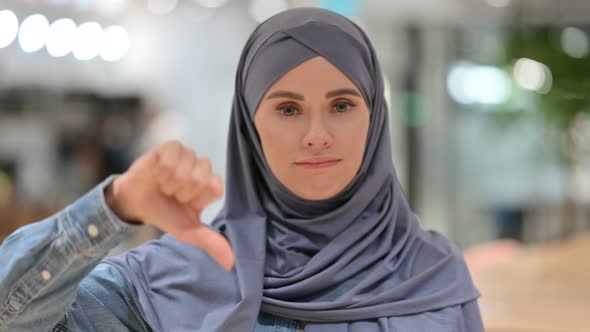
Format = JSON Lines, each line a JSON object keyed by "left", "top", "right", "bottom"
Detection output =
{"left": 106, "top": 56, "right": 370, "bottom": 270}
{"left": 254, "top": 56, "right": 369, "bottom": 200}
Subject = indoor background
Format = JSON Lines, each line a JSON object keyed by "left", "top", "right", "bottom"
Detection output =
{"left": 0, "top": 0, "right": 588, "bottom": 331}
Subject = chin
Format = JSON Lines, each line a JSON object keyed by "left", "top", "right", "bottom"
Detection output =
{"left": 294, "top": 186, "right": 342, "bottom": 201}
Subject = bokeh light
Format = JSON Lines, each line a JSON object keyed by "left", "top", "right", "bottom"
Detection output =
{"left": 18, "top": 14, "right": 50, "bottom": 53}
{"left": 0, "top": 10, "right": 19, "bottom": 49}
{"left": 561, "top": 27, "right": 589, "bottom": 59}
{"left": 73, "top": 21, "right": 103, "bottom": 61}
{"left": 448, "top": 63, "right": 511, "bottom": 105}
{"left": 46, "top": 18, "right": 77, "bottom": 57}
{"left": 513, "top": 58, "right": 552, "bottom": 94}
{"left": 100, "top": 25, "right": 129, "bottom": 62}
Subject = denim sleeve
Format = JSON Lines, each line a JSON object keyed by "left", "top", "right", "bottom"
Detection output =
{"left": 0, "top": 176, "right": 146, "bottom": 332}
{"left": 52, "top": 262, "right": 151, "bottom": 332}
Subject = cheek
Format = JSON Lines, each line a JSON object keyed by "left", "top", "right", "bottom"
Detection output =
{"left": 343, "top": 134, "right": 367, "bottom": 170}
{"left": 258, "top": 124, "right": 298, "bottom": 168}
{"left": 336, "top": 114, "right": 369, "bottom": 160}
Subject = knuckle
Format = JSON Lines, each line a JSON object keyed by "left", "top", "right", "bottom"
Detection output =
{"left": 188, "top": 149, "right": 198, "bottom": 160}
{"left": 191, "top": 162, "right": 206, "bottom": 178}
{"left": 157, "top": 158, "right": 175, "bottom": 173}
{"left": 199, "top": 157, "right": 212, "bottom": 172}
{"left": 167, "top": 139, "right": 183, "bottom": 149}
{"left": 190, "top": 174, "right": 205, "bottom": 189}
{"left": 206, "top": 176, "right": 217, "bottom": 189}
{"left": 203, "top": 157, "right": 212, "bottom": 168}
{"left": 174, "top": 170, "right": 191, "bottom": 183}
{"left": 159, "top": 140, "right": 182, "bottom": 154}
{"left": 161, "top": 183, "right": 175, "bottom": 195}
{"left": 191, "top": 199, "right": 206, "bottom": 211}
{"left": 208, "top": 176, "right": 223, "bottom": 196}
{"left": 175, "top": 192, "right": 192, "bottom": 204}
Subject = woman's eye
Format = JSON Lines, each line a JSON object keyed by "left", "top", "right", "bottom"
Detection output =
{"left": 278, "top": 105, "right": 298, "bottom": 117}
{"left": 333, "top": 101, "right": 353, "bottom": 113}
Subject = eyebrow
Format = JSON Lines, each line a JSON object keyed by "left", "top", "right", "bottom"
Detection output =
{"left": 326, "top": 88, "right": 362, "bottom": 99}
{"left": 265, "top": 88, "right": 361, "bottom": 101}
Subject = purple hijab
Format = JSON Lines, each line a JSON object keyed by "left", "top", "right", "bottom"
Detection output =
{"left": 105, "top": 7, "right": 482, "bottom": 332}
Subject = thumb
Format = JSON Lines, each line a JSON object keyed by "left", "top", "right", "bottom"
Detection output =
{"left": 174, "top": 224, "right": 235, "bottom": 271}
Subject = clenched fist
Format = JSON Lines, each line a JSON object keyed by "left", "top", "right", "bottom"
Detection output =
{"left": 104, "top": 140, "right": 235, "bottom": 271}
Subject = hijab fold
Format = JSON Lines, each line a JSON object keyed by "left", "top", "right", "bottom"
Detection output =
{"left": 105, "top": 7, "right": 482, "bottom": 332}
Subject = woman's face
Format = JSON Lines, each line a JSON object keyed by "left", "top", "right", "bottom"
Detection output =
{"left": 254, "top": 56, "right": 370, "bottom": 200}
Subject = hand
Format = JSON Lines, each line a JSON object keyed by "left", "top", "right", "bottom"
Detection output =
{"left": 105, "top": 140, "right": 234, "bottom": 271}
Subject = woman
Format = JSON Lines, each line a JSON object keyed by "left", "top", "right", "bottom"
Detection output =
{"left": 0, "top": 7, "right": 482, "bottom": 332}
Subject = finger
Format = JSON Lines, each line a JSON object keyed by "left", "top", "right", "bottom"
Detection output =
{"left": 172, "top": 151, "right": 200, "bottom": 202}
{"left": 161, "top": 148, "right": 195, "bottom": 196}
{"left": 154, "top": 141, "right": 183, "bottom": 186}
{"left": 161, "top": 205, "right": 234, "bottom": 271}
{"left": 211, "top": 174, "right": 224, "bottom": 197}
{"left": 186, "top": 158, "right": 214, "bottom": 210}
{"left": 178, "top": 157, "right": 211, "bottom": 204}
{"left": 130, "top": 146, "right": 157, "bottom": 172}
{"left": 198, "top": 156, "right": 213, "bottom": 175}
{"left": 175, "top": 225, "right": 235, "bottom": 271}
{"left": 140, "top": 166, "right": 234, "bottom": 271}
{"left": 175, "top": 180, "right": 200, "bottom": 204}
{"left": 190, "top": 175, "right": 224, "bottom": 211}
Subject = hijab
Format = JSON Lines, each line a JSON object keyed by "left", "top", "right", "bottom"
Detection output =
{"left": 105, "top": 7, "right": 482, "bottom": 332}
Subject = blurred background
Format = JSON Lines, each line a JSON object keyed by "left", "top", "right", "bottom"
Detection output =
{"left": 0, "top": 0, "right": 589, "bottom": 330}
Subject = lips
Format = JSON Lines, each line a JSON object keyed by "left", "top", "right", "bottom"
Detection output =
{"left": 294, "top": 157, "right": 342, "bottom": 169}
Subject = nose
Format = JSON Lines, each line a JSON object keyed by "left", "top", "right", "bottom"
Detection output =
{"left": 302, "top": 114, "right": 333, "bottom": 151}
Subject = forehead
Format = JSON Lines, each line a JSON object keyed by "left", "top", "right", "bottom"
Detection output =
{"left": 263, "top": 56, "right": 360, "bottom": 97}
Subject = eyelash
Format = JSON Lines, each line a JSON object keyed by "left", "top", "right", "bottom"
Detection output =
{"left": 276, "top": 100, "right": 356, "bottom": 117}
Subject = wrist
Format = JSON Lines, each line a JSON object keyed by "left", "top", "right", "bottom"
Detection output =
{"left": 104, "top": 177, "right": 143, "bottom": 225}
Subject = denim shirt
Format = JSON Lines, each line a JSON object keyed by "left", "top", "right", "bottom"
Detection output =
{"left": 0, "top": 176, "right": 303, "bottom": 332}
